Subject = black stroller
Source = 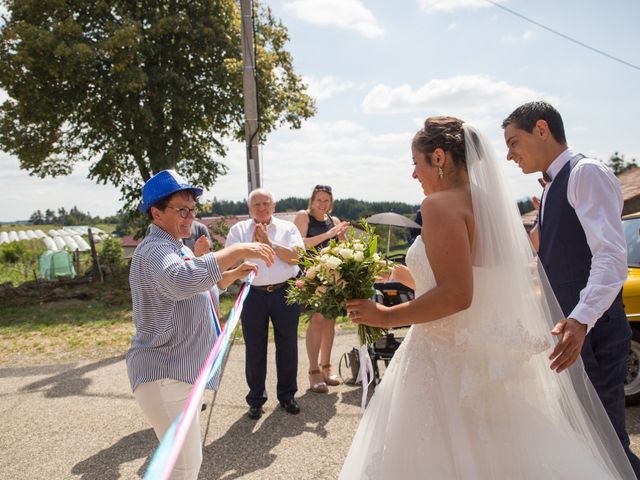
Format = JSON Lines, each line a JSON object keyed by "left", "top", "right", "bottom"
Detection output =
{"left": 369, "top": 281, "right": 414, "bottom": 383}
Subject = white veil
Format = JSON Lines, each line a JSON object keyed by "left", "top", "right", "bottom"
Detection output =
{"left": 463, "top": 123, "right": 634, "bottom": 478}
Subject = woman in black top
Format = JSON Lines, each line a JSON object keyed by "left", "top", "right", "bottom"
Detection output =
{"left": 294, "top": 185, "right": 350, "bottom": 393}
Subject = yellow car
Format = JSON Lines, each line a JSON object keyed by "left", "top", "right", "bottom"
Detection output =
{"left": 623, "top": 211, "right": 640, "bottom": 404}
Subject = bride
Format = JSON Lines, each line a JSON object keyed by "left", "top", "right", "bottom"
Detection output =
{"left": 340, "top": 117, "right": 634, "bottom": 479}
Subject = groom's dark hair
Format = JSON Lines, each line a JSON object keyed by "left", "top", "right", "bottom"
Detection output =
{"left": 502, "top": 101, "right": 567, "bottom": 145}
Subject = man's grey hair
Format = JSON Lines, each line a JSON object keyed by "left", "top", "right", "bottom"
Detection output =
{"left": 247, "top": 188, "right": 276, "bottom": 205}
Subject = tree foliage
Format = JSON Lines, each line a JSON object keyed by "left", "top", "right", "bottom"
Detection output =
{"left": 203, "top": 196, "right": 421, "bottom": 222}
{"left": 28, "top": 205, "right": 101, "bottom": 225}
{"left": 607, "top": 152, "right": 638, "bottom": 176}
{"left": 517, "top": 198, "right": 534, "bottom": 215}
{"left": 0, "top": 0, "right": 315, "bottom": 211}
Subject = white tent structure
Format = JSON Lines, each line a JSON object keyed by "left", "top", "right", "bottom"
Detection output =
{"left": 72, "top": 235, "right": 91, "bottom": 251}
{"left": 0, "top": 225, "right": 108, "bottom": 250}
{"left": 62, "top": 236, "right": 80, "bottom": 251}
{"left": 42, "top": 237, "right": 58, "bottom": 251}
{"left": 53, "top": 236, "right": 67, "bottom": 250}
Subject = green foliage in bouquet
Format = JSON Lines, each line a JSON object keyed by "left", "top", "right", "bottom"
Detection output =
{"left": 287, "top": 222, "right": 390, "bottom": 345}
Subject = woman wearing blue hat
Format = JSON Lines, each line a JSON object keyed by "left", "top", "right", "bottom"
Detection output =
{"left": 127, "top": 170, "right": 275, "bottom": 480}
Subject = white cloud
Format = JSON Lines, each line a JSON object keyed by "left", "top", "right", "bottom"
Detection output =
{"left": 303, "top": 76, "right": 357, "bottom": 100}
{"left": 205, "top": 116, "right": 538, "bottom": 209}
{"left": 204, "top": 119, "right": 422, "bottom": 207}
{"left": 284, "top": 0, "right": 384, "bottom": 38}
{"left": 418, "top": 0, "right": 505, "bottom": 13}
{"left": 362, "top": 75, "right": 550, "bottom": 119}
{"left": 502, "top": 30, "right": 534, "bottom": 43}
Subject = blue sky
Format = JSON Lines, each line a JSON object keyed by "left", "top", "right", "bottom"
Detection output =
{"left": 1, "top": 0, "right": 639, "bottom": 222}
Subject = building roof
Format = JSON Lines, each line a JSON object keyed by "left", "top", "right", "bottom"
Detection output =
{"left": 618, "top": 167, "right": 640, "bottom": 202}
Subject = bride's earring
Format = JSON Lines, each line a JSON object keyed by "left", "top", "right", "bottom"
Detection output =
{"left": 438, "top": 166, "right": 444, "bottom": 180}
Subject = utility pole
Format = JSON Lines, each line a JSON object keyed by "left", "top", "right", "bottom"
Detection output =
{"left": 239, "top": 0, "right": 261, "bottom": 194}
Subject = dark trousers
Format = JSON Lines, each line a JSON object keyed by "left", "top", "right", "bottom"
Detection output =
{"left": 240, "top": 286, "right": 299, "bottom": 408}
{"left": 582, "top": 311, "right": 640, "bottom": 478}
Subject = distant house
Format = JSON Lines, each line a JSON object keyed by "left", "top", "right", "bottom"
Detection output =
{"left": 120, "top": 235, "right": 140, "bottom": 258}
{"left": 618, "top": 167, "right": 640, "bottom": 216}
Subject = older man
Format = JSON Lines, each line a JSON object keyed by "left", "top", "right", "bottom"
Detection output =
{"left": 225, "top": 189, "right": 304, "bottom": 419}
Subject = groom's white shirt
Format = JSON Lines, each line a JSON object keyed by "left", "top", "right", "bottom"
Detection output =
{"left": 540, "top": 148, "right": 627, "bottom": 330}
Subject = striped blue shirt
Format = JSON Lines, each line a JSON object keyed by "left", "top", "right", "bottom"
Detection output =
{"left": 126, "top": 225, "right": 223, "bottom": 392}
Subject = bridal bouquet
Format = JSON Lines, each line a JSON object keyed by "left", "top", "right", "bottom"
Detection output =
{"left": 287, "top": 223, "right": 390, "bottom": 345}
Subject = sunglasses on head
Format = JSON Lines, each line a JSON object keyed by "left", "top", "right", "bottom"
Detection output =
{"left": 314, "top": 184, "right": 332, "bottom": 193}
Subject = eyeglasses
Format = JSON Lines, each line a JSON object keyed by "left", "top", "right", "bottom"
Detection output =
{"left": 314, "top": 184, "right": 332, "bottom": 193}
{"left": 166, "top": 206, "right": 197, "bottom": 218}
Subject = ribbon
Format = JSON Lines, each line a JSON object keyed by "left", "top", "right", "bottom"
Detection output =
{"left": 143, "top": 271, "right": 255, "bottom": 480}
{"left": 355, "top": 343, "right": 375, "bottom": 412}
{"left": 208, "top": 289, "right": 222, "bottom": 336}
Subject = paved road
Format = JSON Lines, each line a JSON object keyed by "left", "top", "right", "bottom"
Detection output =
{"left": 2, "top": 331, "right": 640, "bottom": 479}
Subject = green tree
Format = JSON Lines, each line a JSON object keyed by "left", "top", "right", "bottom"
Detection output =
{"left": 44, "top": 209, "right": 56, "bottom": 224}
{"left": 29, "top": 209, "right": 44, "bottom": 225}
{"left": 607, "top": 152, "right": 638, "bottom": 176}
{"left": 517, "top": 198, "right": 534, "bottom": 215}
{"left": 0, "top": 0, "right": 315, "bottom": 212}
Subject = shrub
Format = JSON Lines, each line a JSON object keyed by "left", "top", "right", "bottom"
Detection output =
{"left": 98, "top": 237, "right": 125, "bottom": 273}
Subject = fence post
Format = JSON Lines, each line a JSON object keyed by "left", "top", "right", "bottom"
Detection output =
{"left": 87, "top": 228, "right": 104, "bottom": 283}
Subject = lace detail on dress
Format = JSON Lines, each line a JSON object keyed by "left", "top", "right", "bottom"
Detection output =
{"left": 405, "top": 237, "right": 549, "bottom": 408}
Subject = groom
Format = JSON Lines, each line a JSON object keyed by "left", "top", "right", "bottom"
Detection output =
{"left": 502, "top": 101, "right": 640, "bottom": 476}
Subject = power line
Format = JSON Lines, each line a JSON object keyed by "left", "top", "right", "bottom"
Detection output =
{"left": 485, "top": 0, "right": 640, "bottom": 71}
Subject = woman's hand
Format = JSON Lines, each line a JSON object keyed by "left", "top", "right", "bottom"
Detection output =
{"left": 243, "top": 242, "right": 276, "bottom": 266}
{"left": 229, "top": 261, "right": 258, "bottom": 281}
{"left": 346, "top": 299, "right": 389, "bottom": 328}
{"left": 330, "top": 221, "right": 350, "bottom": 240}
{"left": 389, "top": 264, "right": 415, "bottom": 290}
{"left": 193, "top": 235, "right": 212, "bottom": 257}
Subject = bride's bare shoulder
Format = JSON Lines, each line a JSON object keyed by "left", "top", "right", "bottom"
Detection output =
{"left": 421, "top": 188, "right": 472, "bottom": 218}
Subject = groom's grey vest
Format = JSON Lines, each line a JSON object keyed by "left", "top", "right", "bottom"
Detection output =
{"left": 538, "top": 157, "right": 624, "bottom": 321}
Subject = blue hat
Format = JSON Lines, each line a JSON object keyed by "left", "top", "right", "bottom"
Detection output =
{"left": 139, "top": 170, "right": 203, "bottom": 214}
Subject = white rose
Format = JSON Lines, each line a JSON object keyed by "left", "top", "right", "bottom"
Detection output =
{"left": 325, "top": 256, "right": 343, "bottom": 270}
{"left": 353, "top": 242, "right": 365, "bottom": 251}
{"left": 373, "top": 253, "right": 381, "bottom": 261}
{"left": 320, "top": 246, "right": 331, "bottom": 255}
{"left": 353, "top": 251, "right": 365, "bottom": 262}
{"left": 319, "top": 254, "right": 330, "bottom": 264}
{"left": 338, "top": 248, "right": 354, "bottom": 259}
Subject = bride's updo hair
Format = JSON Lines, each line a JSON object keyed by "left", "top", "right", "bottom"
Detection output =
{"left": 412, "top": 116, "right": 466, "bottom": 167}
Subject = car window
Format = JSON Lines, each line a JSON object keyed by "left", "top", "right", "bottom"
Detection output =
{"left": 623, "top": 217, "right": 640, "bottom": 267}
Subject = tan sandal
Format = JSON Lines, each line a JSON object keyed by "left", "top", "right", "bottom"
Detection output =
{"left": 308, "top": 369, "right": 329, "bottom": 393}
{"left": 321, "top": 364, "right": 341, "bottom": 386}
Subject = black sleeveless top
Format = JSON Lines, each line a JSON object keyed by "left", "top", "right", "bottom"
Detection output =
{"left": 307, "top": 213, "right": 335, "bottom": 250}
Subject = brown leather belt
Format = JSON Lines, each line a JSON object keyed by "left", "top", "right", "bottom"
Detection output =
{"left": 252, "top": 280, "right": 290, "bottom": 292}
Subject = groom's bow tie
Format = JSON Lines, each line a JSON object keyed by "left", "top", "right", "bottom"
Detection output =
{"left": 542, "top": 171, "right": 552, "bottom": 183}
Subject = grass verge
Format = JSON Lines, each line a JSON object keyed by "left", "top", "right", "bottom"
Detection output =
{"left": 0, "top": 279, "right": 356, "bottom": 365}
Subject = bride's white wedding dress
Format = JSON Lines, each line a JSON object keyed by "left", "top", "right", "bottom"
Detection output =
{"left": 340, "top": 124, "right": 634, "bottom": 479}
